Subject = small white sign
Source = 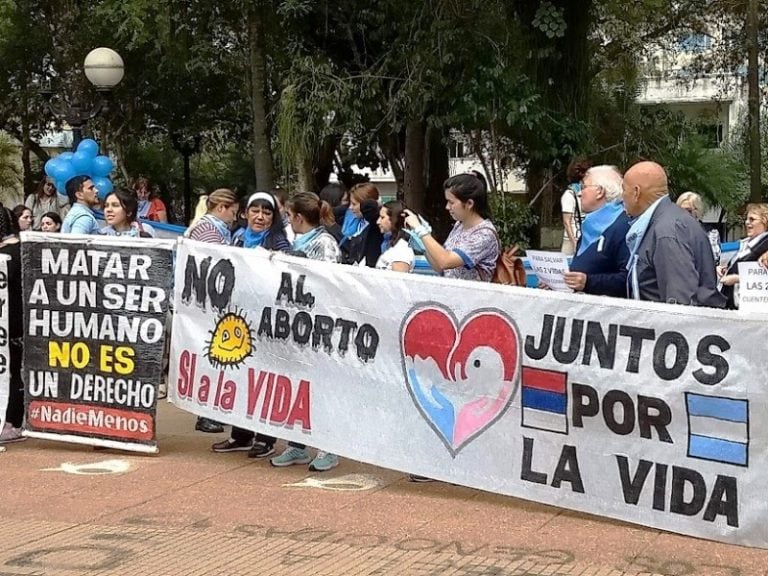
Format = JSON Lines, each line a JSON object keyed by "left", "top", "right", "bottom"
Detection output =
{"left": 526, "top": 250, "right": 572, "bottom": 292}
{"left": 738, "top": 262, "right": 768, "bottom": 312}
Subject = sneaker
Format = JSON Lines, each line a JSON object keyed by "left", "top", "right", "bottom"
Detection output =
{"left": 212, "top": 438, "right": 252, "bottom": 453}
{"left": 248, "top": 441, "right": 275, "bottom": 459}
{"left": 270, "top": 446, "right": 312, "bottom": 467}
{"left": 309, "top": 451, "right": 339, "bottom": 472}
{"left": 0, "top": 423, "right": 26, "bottom": 444}
{"left": 195, "top": 417, "right": 224, "bottom": 434}
{"left": 408, "top": 474, "right": 435, "bottom": 483}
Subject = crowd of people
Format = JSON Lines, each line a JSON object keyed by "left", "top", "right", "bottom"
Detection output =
{"left": 2, "top": 163, "right": 768, "bottom": 481}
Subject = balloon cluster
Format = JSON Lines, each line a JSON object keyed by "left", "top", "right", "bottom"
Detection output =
{"left": 44, "top": 139, "right": 115, "bottom": 200}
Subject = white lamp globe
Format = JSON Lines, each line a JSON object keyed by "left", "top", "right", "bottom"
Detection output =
{"left": 84, "top": 48, "right": 124, "bottom": 90}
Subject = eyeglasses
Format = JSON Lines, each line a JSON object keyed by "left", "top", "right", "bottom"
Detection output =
{"left": 745, "top": 216, "right": 759, "bottom": 223}
{"left": 581, "top": 184, "right": 602, "bottom": 191}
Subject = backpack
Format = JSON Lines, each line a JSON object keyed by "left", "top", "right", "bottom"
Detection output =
{"left": 492, "top": 244, "right": 527, "bottom": 286}
{"left": 479, "top": 229, "right": 527, "bottom": 286}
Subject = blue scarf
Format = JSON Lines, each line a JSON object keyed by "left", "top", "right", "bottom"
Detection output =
{"left": 625, "top": 196, "right": 665, "bottom": 299}
{"left": 243, "top": 228, "right": 269, "bottom": 248}
{"left": 292, "top": 226, "right": 324, "bottom": 253}
{"left": 137, "top": 200, "right": 150, "bottom": 219}
{"left": 577, "top": 201, "right": 624, "bottom": 256}
{"left": 381, "top": 232, "right": 392, "bottom": 254}
{"left": 341, "top": 208, "right": 367, "bottom": 242}
{"left": 201, "top": 214, "right": 232, "bottom": 245}
{"left": 100, "top": 222, "right": 142, "bottom": 237}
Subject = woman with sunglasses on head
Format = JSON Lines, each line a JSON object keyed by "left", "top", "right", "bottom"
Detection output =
{"left": 717, "top": 203, "right": 768, "bottom": 309}
{"left": 403, "top": 174, "right": 499, "bottom": 281}
{"left": 25, "top": 177, "right": 69, "bottom": 229}
{"left": 185, "top": 188, "right": 239, "bottom": 434}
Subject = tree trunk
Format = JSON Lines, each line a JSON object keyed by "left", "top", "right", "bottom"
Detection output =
{"left": 20, "top": 101, "right": 33, "bottom": 197}
{"left": 403, "top": 119, "right": 426, "bottom": 214}
{"left": 297, "top": 149, "right": 313, "bottom": 193}
{"left": 248, "top": 3, "right": 275, "bottom": 191}
{"left": 746, "top": 0, "right": 761, "bottom": 202}
{"left": 380, "top": 131, "right": 405, "bottom": 200}
{"left": 425, "top": 126, "right": 449, "bottom": 239}
{"left": 313, "top": 135, "right": 340, "bottom": 191}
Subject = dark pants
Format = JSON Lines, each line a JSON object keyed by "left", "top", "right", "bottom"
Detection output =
{"left": 231, "top": 426, "right": 276, "bottom": 446}
{"left": 6, "top": 341, "right": 24, "bottom": 428}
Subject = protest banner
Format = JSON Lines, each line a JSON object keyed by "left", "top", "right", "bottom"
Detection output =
{"left": 525, "top": 250, "right": 571, "bottom": 292}
{"left": 169, "top": 238, "right": 768, "bottom": 548}
{"left": 0, "top": 256, "right": 9, "bottom": 438}
{"left": 22, "top": 233, "right": 174, "bottom": 452}
{"left": 738, "top": 262, "right": 768, "bottom": 313}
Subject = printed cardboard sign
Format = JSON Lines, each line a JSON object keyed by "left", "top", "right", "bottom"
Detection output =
{"left": 22, "top": 233, "right": 174, "bottom": 452}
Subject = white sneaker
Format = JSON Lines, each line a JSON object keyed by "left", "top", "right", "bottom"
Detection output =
{"left": 0, "top": 423, "right": 26, "bottom": 444}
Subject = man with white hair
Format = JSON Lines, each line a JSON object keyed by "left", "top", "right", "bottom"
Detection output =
{"left": 563, "top": 165, "right": 631, "bottom": 296}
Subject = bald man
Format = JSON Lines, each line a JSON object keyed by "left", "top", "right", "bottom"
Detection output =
{"left": 622, "top": 161, "right": 724, "bottom": 307}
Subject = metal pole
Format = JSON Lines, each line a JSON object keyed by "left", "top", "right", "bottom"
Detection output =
{"left": 71, "top": 125, "right": 83, "bottom": 150}
{"left": 747, "top": 0, "right": 762, "bottom": 202}
{"left": 183, "top": 151, "right": 192, "bottom": 224}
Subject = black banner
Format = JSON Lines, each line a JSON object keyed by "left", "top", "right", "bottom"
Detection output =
{"left": 22, "top": 235, "right": 173, "bottom": 451}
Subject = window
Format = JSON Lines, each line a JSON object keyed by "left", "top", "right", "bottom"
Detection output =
{"left": 677, "top": 33, "right": 713, "bottom": 53}
{"left": 449, "top": 139, "right": 465, "bottom": 159}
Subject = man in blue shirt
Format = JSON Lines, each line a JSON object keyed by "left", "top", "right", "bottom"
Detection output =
{"left": 61, "top": 175, "right": 100, "bottom": 235}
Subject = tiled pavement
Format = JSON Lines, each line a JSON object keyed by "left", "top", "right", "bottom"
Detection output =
{"left": 0, "top": 403, "right": 764, "bottom": 576}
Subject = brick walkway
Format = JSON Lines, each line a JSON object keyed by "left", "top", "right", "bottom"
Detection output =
{"left": 0, "top": 403, "right": 764, "bottom": 576}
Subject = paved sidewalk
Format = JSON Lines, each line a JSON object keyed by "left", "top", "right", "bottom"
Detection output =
{"left": 0, "top": 402, "right": 764, "bottom": 576}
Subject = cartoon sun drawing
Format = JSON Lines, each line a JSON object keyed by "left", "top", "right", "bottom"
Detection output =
{"left": 205, "top": 309, "right": 253, "bottom": 369}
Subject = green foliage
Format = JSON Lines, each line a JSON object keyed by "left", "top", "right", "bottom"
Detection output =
{"left": 660, "top": 135, "right": 748, "bottom": 213}
{"left": 489, "top": 192, "right": 539, "bottom": 249}
{"left": 533, "top": 2, "right": 567, "bottom": 39}
{"left": 0, "top": 132, "right": 21, "bottom": 194}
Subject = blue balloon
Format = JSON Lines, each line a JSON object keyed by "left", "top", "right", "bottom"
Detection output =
{"left": 91, "top": 155, "right": 114, "bottom": 178}
{"left": 58, "top": 152, "right": 74, "bottom": 162}
{"left": 71, "top": 151, "right": 92, "bottom": 174}
{"left": 53, "top": 161, "right": 76, "bottom": 184}
{"left": 55, "top": 179, "right": 67, "bottom": 194}
{"left": 93, "top": 177, "right": 113, "bottom": 200}
{"left": 77, "top": 139, "right": 99, "bottom": 157}
{"left": 44, "top": 158, "right": 60, "bottom": 178}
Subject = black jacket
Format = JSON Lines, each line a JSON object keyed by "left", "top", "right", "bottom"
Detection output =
{"left": 340, "top": 200, "right": 382, "bottom": 267}
{"left": 721, "top": 233, "right": 768, "bottom": 309}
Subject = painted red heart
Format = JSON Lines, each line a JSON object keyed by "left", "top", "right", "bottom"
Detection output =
{"left": 401, "top": 305, "right": 521, "bottom": 455}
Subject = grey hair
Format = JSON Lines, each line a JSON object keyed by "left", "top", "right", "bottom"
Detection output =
{"left": 584, "top": 165, "right": 623, "bottom": 202}
{"left": 676, "top": 191, "right": 704, "bottom": 220}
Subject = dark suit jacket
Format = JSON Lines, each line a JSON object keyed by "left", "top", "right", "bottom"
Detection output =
{"left": 633, "top": 197, "right": 725, "bottom": 307}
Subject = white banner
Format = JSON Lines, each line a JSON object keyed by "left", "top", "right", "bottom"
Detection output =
{"left": 169, "top": 238, "right": 768, "bottom": 548}
{"left": 0, "top": 256, "right": 9, "bottom": 437}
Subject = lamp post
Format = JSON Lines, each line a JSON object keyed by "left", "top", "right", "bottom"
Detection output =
{"left": 171, "top": 132, "right": 203, "bottom": 224}
{"left": 42, "top": 47, "right": 124, "bottom": 149}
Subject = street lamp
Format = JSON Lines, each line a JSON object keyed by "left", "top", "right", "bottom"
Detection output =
{"left": 42, "top": 47, "right": 124, "bottom": 149}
